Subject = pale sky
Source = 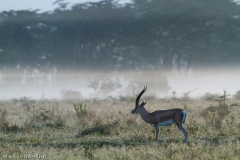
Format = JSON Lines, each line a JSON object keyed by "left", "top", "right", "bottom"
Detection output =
{"left": 1, "top": 0, "right": 239, "bottom": 13}
{"left": 0, "top": 0, "right": 109, "bottom": 12}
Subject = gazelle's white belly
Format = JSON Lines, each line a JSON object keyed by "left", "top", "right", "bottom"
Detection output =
{"left": 151, "top": 118, "right": 174, "bottom": 127}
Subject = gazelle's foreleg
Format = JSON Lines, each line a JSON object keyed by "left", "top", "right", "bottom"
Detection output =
{"left": 155, "top": 125, "right": 159, "bottom": 142}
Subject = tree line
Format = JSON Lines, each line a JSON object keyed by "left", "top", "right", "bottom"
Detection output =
{"left": 0, "top": 0, "right": 240, "bottom": 86}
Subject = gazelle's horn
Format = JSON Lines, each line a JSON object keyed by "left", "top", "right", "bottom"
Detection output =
{"left": 135, "top": 86, "right": 147, "bottom": 105}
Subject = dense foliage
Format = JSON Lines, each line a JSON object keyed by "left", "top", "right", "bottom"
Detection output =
{"left": 1, "top": 0, "right": 240, "bottom": 72}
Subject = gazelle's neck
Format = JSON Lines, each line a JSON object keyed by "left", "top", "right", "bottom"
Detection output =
{"left": 138, "top": 107, "right": 150, "bottom": 123}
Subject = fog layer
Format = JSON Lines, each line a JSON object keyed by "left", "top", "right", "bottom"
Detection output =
{"left": 0, "top": 68, "right": 239, "bottom": 100}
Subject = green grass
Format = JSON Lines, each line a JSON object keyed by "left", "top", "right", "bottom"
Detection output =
{"left": 0, "top": 98, "right": 240, "bottom": 159}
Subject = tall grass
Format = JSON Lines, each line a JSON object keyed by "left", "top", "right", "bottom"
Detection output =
{"left": 0, "top": 97, "right": 240, "bottom": 159}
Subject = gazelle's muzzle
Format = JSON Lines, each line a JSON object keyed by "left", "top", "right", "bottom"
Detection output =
{"left": 131, "top": 108, "right": 137, "bottom": 114}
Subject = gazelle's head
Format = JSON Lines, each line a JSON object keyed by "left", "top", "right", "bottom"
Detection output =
{"left": 131, "top": 86, "right": 147, "bottom": 114}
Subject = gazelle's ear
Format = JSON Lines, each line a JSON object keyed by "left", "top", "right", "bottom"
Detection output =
{"left": 140, "top": 102, "right": 147, "bottom": 106}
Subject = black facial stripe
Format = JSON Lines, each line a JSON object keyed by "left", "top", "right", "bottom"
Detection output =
{"left": 132, "top": 107, "right": 137, "bottom": 112}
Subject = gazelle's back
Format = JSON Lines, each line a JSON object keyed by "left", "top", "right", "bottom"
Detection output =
{"left": 150, "top": 108, "right": 183, "bottom": 122}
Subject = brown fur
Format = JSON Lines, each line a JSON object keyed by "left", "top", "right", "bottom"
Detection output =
{"left": 131, "top": 87, "right": 188, "bottom": 143}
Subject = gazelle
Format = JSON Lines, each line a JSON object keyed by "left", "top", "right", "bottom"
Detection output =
{"left": 131, "top": 86, "right": 188, "bottom": 143}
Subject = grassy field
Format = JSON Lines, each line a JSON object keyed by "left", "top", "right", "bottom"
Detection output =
{"left": 0, "top": 96, "right": 240, "bottom": 160}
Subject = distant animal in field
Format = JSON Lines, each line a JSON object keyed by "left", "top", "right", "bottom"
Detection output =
{"left": 131, "top": 86, "right": 188, "bottom": 143}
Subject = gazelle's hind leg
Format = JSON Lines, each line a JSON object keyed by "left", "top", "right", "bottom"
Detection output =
{"left": 175, "top": 111, "right": 188, "bottom": 143}
{"left": 177, "top": 124, "right": 188, "bottom": 143}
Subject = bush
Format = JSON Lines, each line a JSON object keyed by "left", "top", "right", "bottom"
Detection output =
{"left": 187, "top": 116, "right": 199, "bottom": 134}
{"left": 201, "top": 93, "right": 220, "bottom": 101}
{"left": 0, "top": 110, "right": 21, "bottom": 132}
{"left": 0, "top": 109, "right": 9, "bottom": 130}
{"left": 78, "top": 120, "right": 119, "bottom": 137}
{"left": 61, "top": 90, "right": 83, "bottom": 100}
{"left": 24, "top": 107, "right": 66, "bottom": 130}
{"left": 74, "top": 103, "right": 88, "bottom": 118}
{"left": 201, "top": 90, "right": 230, "bottom": 129}
{"left": 233, "top": 90, "right": 240, "bottom": 99}
{"left": 201, "top": 105, "right": 230, "bottom": 129}
{"left": 119, "top": 95, "right": 135, "bottom": 102}
{"left": 11, "top": 97, "right": 36, "bottom": 107}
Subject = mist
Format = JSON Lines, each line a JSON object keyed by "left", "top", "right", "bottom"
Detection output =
{"left": 0, "top": 68, "right": 239, "bottom": 100}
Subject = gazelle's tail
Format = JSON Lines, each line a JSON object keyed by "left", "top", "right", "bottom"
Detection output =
{"left": 181, "top": 110, "right": 187, "bottom": 125}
